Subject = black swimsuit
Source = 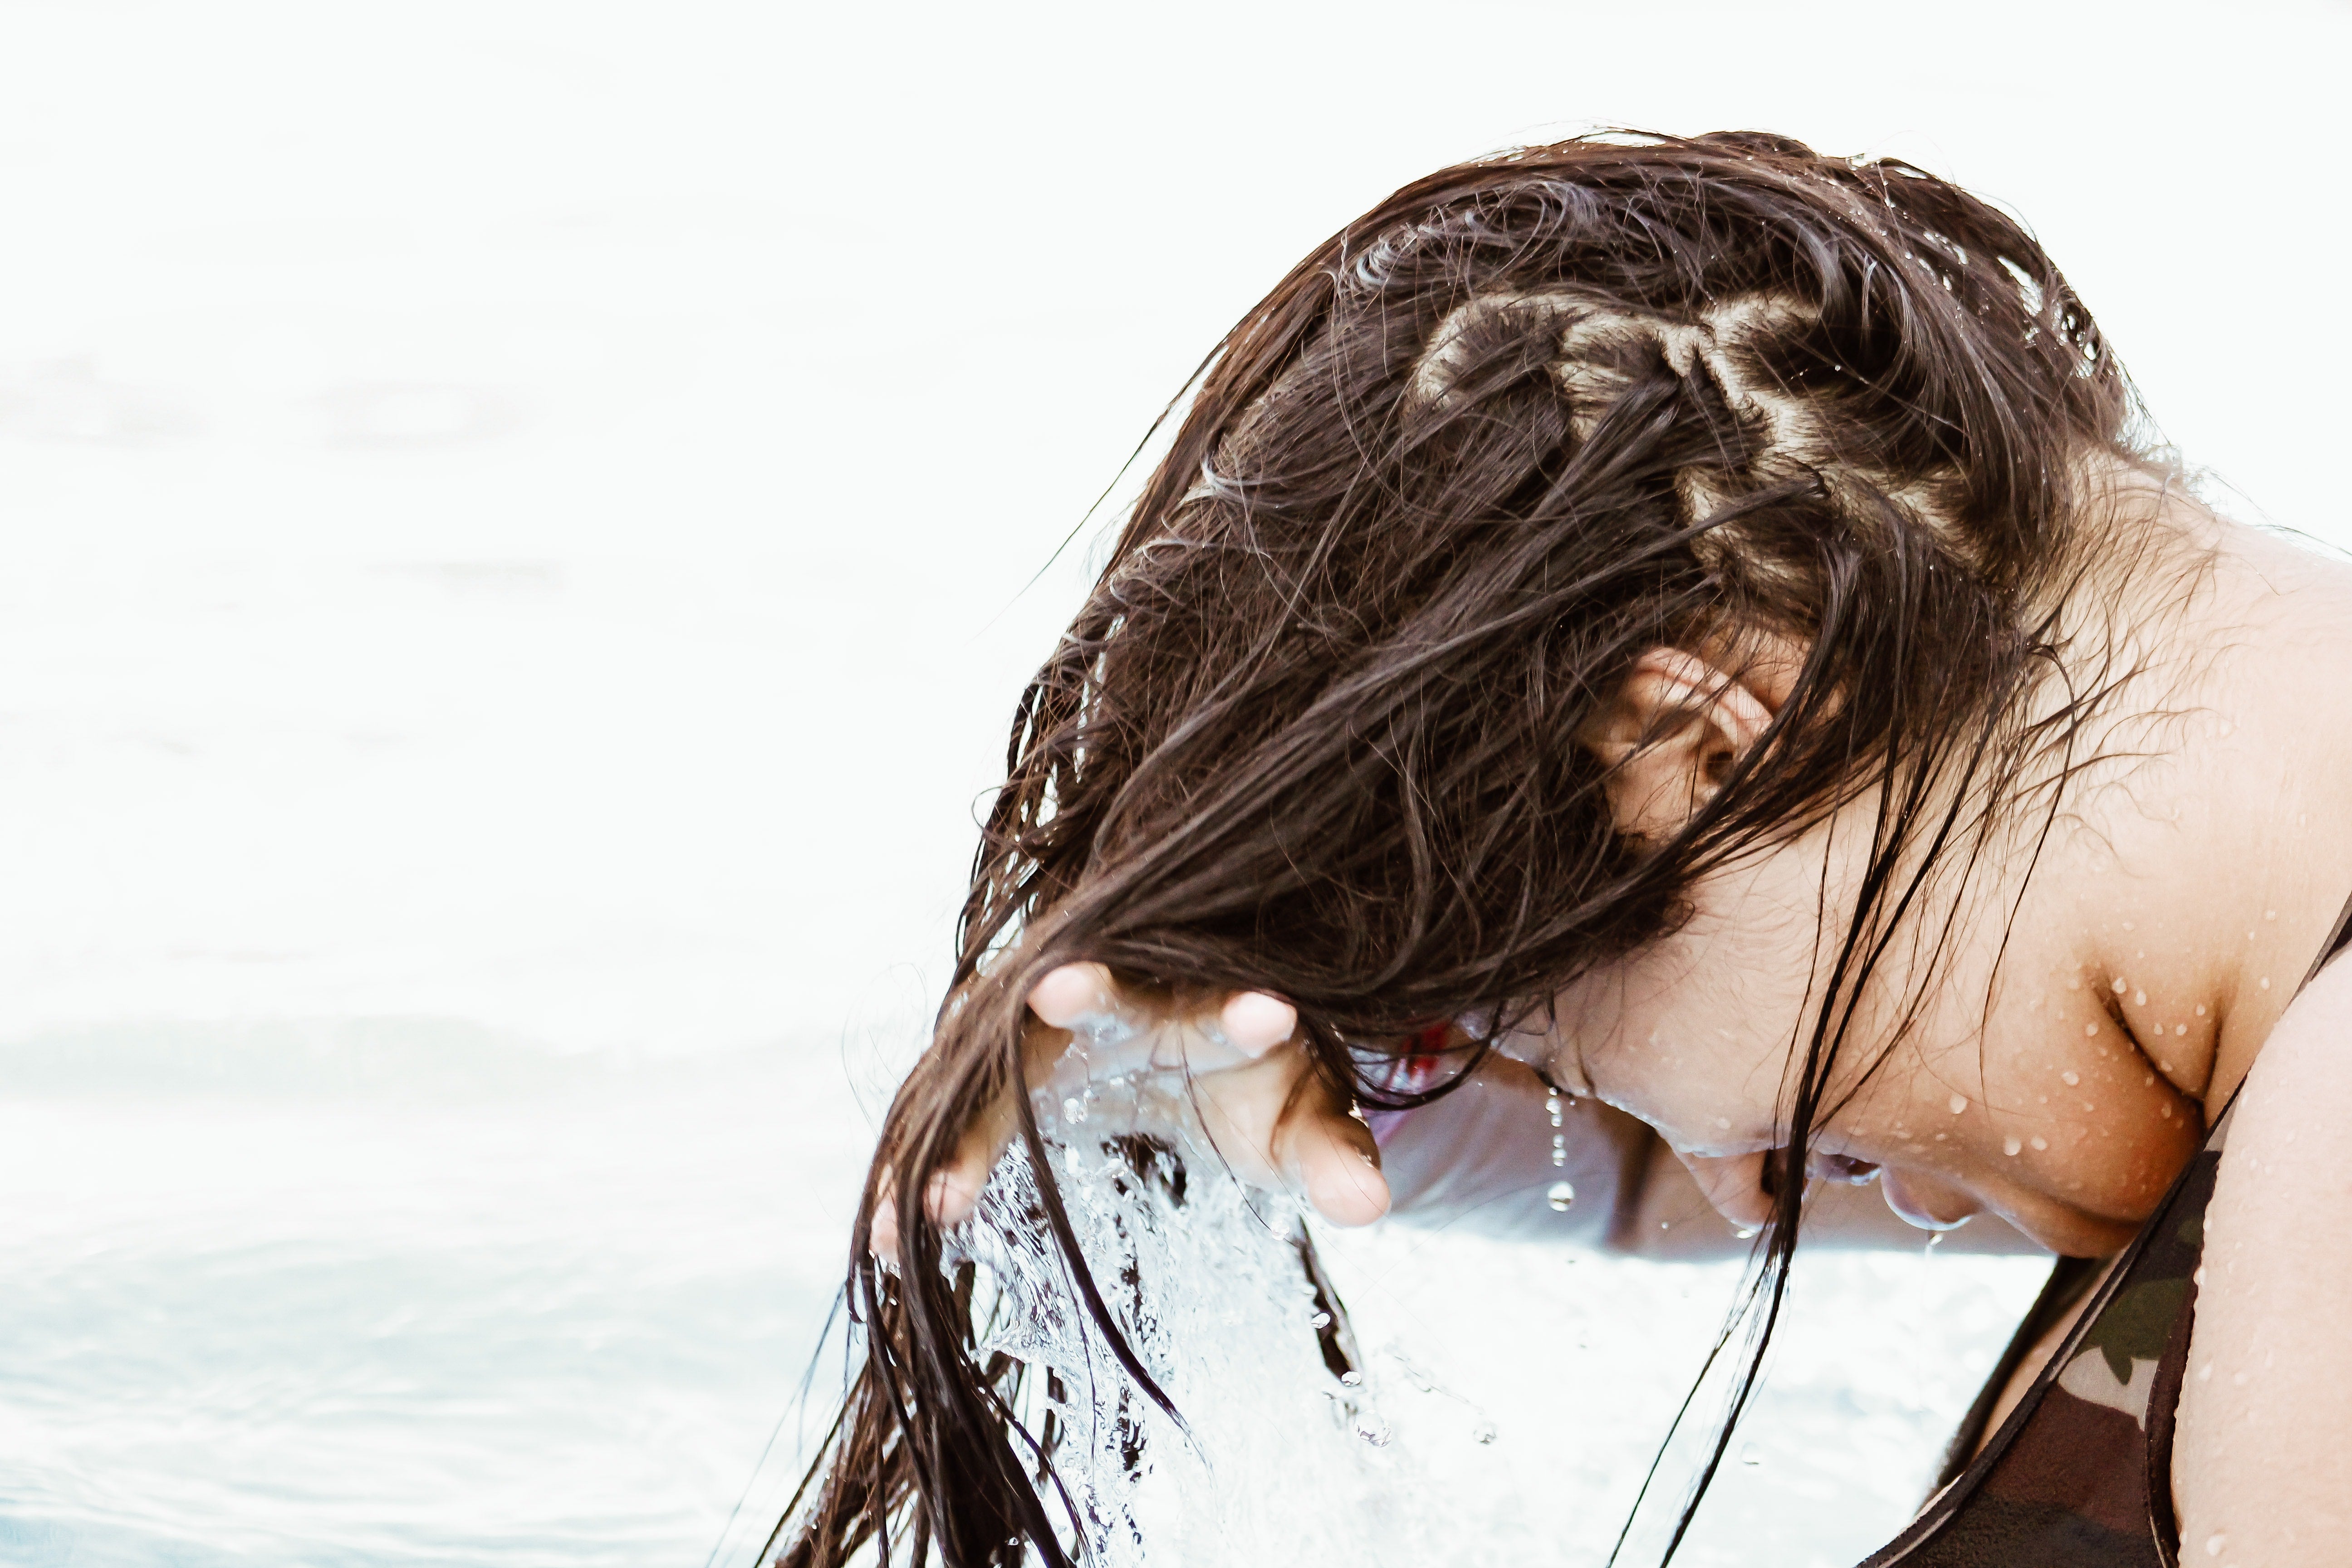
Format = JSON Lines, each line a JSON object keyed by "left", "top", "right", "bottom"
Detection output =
{"left": 1861, "top": 900, "right": 2352, "bottom": 1568}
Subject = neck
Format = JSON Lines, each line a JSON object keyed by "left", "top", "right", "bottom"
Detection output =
{"left": 2007, "top": 474, "right": 2352, "bottom": 1114}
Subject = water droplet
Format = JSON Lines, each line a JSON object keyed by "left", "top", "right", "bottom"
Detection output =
{"left": 2134, "top": 990, "right": 2147, "bottom": 1006}
{"left": 1357, "top": 1419, "right": 1393, "bottom": 1447}
{"left": 2260, "top": 976, "right": 2271, "bottom": 990}
{"left": 1548, "top": 1181, "right": 1576, "bottom": 1213}
{"left": 2031, "top": 1136, "right": 2049, "bottom": 1151}
{"left": 2111, "top": 977, "right": 2127, "bottom": 994}
{"left": 1739, "top": 1442, "right": 1762, "bottom": 1466}
{"left": 1471, "top": 1420, "right": 1498, "bottom": 1446}
{"left": 1339, "top": 1369, "right": 1363, "bottom": 1387}
{"left": 2004, "top": 1137, "right": 2023, "bottom": 1156}
{"left": 1948, "top": 1093, "right": 1967, "bottom": 1114}
{"left": 2196, "top": 1004, "right": 2208, "bottom": 1017}
{"left": 2084, "top": 1024, "right": 2098, "bottom": 1037}
{"left": 1063, "top": 1097, "right": 1087, "bottom": 1124}
{"left": 1310, "top": 1310, "right": 1331, "bottom": 1328}
{"left": 2232, "top": 1370, "right": 2249, "bottom": 1386}
{"left": 1715, "top": 1116, "right": 1731, "bottom": 1129}
{"left": 2205, "top": 1532, "right": 2226, "bottom": 1558}
{"left": 2062, "top": 1071, "right": 2080, "bottom": 1085}
{"left": 2176, "top": 1023, "right": 2189, "bottom": 1036}
{"left": 2266, "top": 909, "right": 2277, "bottom": 920}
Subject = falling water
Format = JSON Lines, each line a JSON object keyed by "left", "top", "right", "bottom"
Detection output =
{"left": 947, "top": 1128, "right": 1456, "bottom": 1567}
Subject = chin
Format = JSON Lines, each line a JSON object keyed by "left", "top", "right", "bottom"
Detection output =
{"left": 1878, "top": 1170, "right": 1981, "bottom": 1232}
{"left": 2005, "top": 1205, "right": 2143, "bottom": 1259}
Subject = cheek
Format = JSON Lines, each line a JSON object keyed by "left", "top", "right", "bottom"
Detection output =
{"left": 1590, "top": 1036, "right": 1783, "bottom": 1157}
{"left": 1576, "top": 969, "right": 1796, "bottom": 1150}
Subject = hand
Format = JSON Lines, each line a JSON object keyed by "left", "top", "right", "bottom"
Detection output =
{"left": 870, "top": 963, "right": 1390, "bottom": 1254}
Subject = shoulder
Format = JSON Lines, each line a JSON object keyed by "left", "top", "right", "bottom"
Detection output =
{"left": 2169, "top": 953, "right": 2352, "bottom": 1565}
{"left": 2245, "top": 952, "right": 2352, "bottom": 1102}
{"left": 2212, "top": 954, "right": 2352, "bottom": 1227}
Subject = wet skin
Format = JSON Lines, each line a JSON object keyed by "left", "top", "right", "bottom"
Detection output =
{"left": 892, "top": 488, "right": 2352, "bottom": 1568}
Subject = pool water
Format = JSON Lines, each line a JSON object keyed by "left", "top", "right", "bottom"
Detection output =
{"left": 0, "top": 1030, "right": 863, "bottom": 1568}
{"left": 0, "top": 1017, "right": 2048, "bottom": 1568}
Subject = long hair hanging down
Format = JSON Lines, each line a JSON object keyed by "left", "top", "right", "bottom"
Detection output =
{"left": 778, "top": 130, "right": 2140, "bottom": 1568}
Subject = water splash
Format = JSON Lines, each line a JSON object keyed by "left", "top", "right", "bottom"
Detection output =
{"left": 948, "top": 1124, "right": 1471, "bottom": 1567}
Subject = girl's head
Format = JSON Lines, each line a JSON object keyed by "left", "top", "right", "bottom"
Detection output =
{"left": 794, "top": 131, "right": 2146, "bottom": 1566}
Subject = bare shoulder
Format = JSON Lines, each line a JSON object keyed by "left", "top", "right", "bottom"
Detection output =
{"left": 2226, "top": 952, "right": 2352, "bottom": 1120}
{"left": 2170, "top": 954, "right": 2352, "bottom": 1565}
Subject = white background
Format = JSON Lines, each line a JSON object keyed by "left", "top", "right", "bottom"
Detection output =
{"left": 0, "top": 2, "right": 2342, "bottom": 1564}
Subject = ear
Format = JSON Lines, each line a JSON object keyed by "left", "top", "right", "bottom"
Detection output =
{"left": 1580, "top": 647, "right": 1778, "bottom": 846}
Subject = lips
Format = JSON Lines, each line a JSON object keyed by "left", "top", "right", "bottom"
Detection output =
{"left": 1808, "top": 1152, "right": 1880, "bottom": 1185}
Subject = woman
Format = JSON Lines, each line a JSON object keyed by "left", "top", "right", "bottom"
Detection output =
{"left": 789, "top": 132, "right": 2352, "bottom": 1567}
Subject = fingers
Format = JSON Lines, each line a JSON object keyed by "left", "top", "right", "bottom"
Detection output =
{"left": 1027, "top": 962, "right": 1115, "bottom": 1030}
{"left": 868, "top": 1094, "right": 1013, "bottom": 1259}
{"left": 1217, "top": 990, "right": 1297, "bottom": 1058}
{"left": 1286, "top": 1098, "right": 1391, "bottom": 1227}
{"left": 1193, "top": 1046, "right": 1391, "bottom": 1227}
{"left": 1019, "top": 961, "right": 1379, "bottom": 1226}
{"left": 1030, "top": 960, "right": 1294, "bottom": 1051}
{"left": 928, "top": 1094, "right": 1013, "bottom": 1227}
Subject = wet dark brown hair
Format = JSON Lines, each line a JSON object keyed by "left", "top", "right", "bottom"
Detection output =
{"left": 776, "top": 130, "right": 2137, "bottom": 1567}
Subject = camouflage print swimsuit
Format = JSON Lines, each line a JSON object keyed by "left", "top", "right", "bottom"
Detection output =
{"left": 1861, "top": 901, "right": 2352, "bottom": 1568}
